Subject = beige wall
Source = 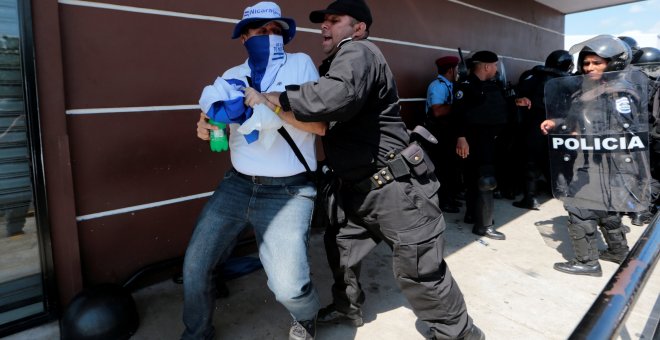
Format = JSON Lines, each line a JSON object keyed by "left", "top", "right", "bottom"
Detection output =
{"left": 33, "top": 0, "right": 563, "bottom": 302}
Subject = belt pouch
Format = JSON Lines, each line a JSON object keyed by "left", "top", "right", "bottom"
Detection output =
{"left": 400, "top": 142, "right": 429, "bottom": 177}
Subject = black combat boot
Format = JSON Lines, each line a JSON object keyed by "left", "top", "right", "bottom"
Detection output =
{"left": 472, "top": 182, "right": 505, "bottom": 240}
{"left": 599, "top": 249, "right": 628, "bottom": 264}
{"left": 513, "top": 168, "right": 540, "bottom": 210}
{"left": 317, "top": 304, "right": 364, "bottom": 327}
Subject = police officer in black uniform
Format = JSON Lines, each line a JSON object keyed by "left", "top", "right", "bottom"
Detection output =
{"left": 255, "top": 0, "right": 484, "bottom": 338}
{"left": 540, "top": 35, "right": 648, "bottom": 275}
{"left": 512, "top": 50, "right": 573, "bottom": 210}
{"left": 630, "top": 46, "right": 660, "bottom": 225}
{"left": 453, "top": 50, "right": 529, "bottom": 240}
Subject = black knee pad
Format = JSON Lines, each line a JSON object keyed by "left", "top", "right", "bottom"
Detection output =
{"left": 567, "top": 221, "right": 597, "bottom": 239}
{"left": 600, "top": 214, "right": 623, "bottom": 231}
{"left": 478, "top": 176, "right": 497, "bottom": 192}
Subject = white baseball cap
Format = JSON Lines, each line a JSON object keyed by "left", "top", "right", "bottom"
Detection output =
{"left": 231, "top": 2, "right": 296, "bottom": 44}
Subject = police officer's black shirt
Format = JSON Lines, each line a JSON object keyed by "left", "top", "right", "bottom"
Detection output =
{"left": 280, "top": 39, "right": 410, "bottom": 181}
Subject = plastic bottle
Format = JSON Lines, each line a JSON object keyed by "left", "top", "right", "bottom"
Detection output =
{"left": 209, "top": 120, "right": 228, "bottom": 152}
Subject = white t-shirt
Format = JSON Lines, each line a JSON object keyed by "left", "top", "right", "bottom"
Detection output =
{"left": 222, "top": 53, "right": 319, "bottom": 177}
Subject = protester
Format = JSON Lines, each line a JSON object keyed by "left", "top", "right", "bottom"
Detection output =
{"left": 181, "top": 3, "right": 325, "bottom": 339}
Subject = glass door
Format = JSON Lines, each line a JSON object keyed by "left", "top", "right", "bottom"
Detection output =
{"left": 0, "top": 0, "right": 55, "bottom": 335}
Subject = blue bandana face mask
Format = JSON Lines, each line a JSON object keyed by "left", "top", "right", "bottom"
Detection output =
{"left": 245, "top": 34, "right": 285, "bottom": 92}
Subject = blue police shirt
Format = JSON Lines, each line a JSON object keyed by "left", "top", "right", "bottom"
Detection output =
{"left": 426, "top": 75, "right": 453, "bottom": 114}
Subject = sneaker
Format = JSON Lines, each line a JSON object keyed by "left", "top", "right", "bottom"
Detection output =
{"left": 289, "top": 318, "right": 316, "bottom": 340}
{"left": 317, "top": 304, "right": 364, "bottom": 327}
{"left": 599, "top": 249, "right": 628, "bottom": 264}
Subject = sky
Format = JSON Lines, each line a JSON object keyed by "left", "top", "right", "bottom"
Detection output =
{"left": 0, "top": 0, "right": 18, "bottom": 37}
{"left": 565, "top": 0, "right": 660, "bottom": 49}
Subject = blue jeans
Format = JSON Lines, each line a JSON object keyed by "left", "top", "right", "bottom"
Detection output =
{"left": 181, "top": 169, "right": 320, "bottom": 340}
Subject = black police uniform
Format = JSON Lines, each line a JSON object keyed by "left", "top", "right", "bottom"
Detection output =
{"left": 454, "top": 73, "right": 509, "bottom": 235}
{"left": 552, "top": 72, "right": 644, "bottom": 268}
{"left": 628, "top": 72, "right": 660, "bottom": 225}
{"left": 514, "top": 65, "right": 571, "bottom": 208}
{"left": 281, "top": 38, "right": 473, "bottom": 339}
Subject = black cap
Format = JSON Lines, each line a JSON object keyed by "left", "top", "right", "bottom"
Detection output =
{"left": 470, "top": 50, "right": 499, "bottom": 63}
{"left": 310, "top": 0, "right": 373, "bottom": 29}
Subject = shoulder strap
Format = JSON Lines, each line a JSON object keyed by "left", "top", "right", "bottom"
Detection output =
{"left": 247, "top": 75, "right": 313, "bottom": 174}
{"left": 278, "top": 127, "right": 313, "bottom": 174}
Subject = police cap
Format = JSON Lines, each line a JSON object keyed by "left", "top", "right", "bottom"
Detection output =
{"left": 470, "top": 50, "right": 499, "bottom": 63}
{"left": 435, "top": 56, "right": 459, "bottom": 69}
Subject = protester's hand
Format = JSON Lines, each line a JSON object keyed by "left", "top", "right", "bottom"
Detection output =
{"left": 197, "top": 112, "right": 215, "bottom": 141}
{"left": 244, "top": 87, "right": 268, "bottom": 108}
{"left": 264, "top": 92, "right": 282, "bottom": 106}
{"left": 515, "top": 97, "right": 532, "bottom": 109}
{"left": 540, "top": 119, "right": 556, "bottom": 135}
{"left": 456, "top": 137, "right": 469, "bottom": 158}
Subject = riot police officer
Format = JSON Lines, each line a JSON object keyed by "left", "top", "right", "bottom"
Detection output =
{"left": 540, "top": 35, "right": 651, "bottom": 276}
{"left": 630, "top": 46, "right": 660, "bottom": 225}
{"left": 618, "top": 36, "right": 644, "bottom": 63}
{"left": 513, "top": 50, "right": 573, "bottom": 210}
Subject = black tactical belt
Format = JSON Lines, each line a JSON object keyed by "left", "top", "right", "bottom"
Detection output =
{"left": 353, "top": 156, "right": 410, "bottom": 193}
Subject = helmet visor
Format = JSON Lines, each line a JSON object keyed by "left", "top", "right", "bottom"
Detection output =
{"left": 569, "top": 34, "right": 629, "bottom": 59}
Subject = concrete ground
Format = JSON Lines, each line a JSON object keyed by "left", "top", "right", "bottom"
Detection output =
{"left": 5, "top": 194, "right": 660, "bottom": 340}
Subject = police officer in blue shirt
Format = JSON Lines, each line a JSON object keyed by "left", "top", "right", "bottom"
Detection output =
{"left": 425, "top": 56, "right": 462, "bottom": 213}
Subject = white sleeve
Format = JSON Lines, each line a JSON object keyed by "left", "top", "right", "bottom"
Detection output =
{"left": 298, "top": 53, "right": 320, "bottom": 83}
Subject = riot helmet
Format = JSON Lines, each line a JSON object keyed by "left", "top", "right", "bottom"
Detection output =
{"left": 617, "top": 36, "right": 639, "bottom": 49}
{"left": 545, "top": 49, "right": 573, "bottom": 73}
{"left": 570, "top": 34, "right": 632, "bottom": 72}
{"left": 633, "top": 47, "right": 660, "bottom": 65}
{"left": 633, "top": 46, "right": 660, "bottom": 78}
{"left": 618, "top": 35, "right": 644, "bottom": 63}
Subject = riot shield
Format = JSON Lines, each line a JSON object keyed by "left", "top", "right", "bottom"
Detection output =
{"left": 544, "top": 69, "right": 651, "bottom": 212}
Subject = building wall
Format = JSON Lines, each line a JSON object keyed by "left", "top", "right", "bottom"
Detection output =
{"left": 33, "top": 0, "right": 563, "bottom": 304}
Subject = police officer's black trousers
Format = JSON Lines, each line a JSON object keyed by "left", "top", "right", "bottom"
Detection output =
{"left": 465, "top": 125, "right": 503, "bottom": 228}
{"left": 519, "top": 111, "right": 550, "bottom": 199}
{"left": 565, "top": 206, "right": 628, "bottom": 264}
{"left": 325, "top": 173, "right": 472, "bottom": 339}
{"left": 427, "top": 122, "right": 461, "bottom": 206}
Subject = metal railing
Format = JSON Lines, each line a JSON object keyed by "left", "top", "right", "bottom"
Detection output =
{"left": 569, "top": 214, "right": 660, "bottom": 339}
